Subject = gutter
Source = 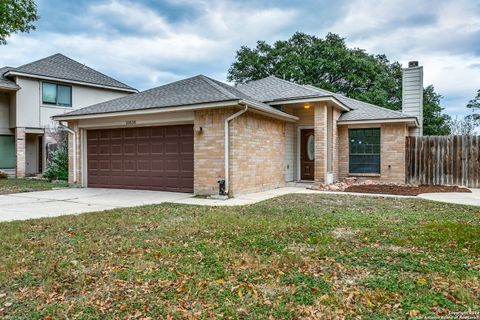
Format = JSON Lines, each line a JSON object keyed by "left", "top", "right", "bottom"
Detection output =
{"left": 58, "top": 122, "right": 77, "bottom": 184}
{"left": 52, "top": 100, "right": 298, "bottom": 122}
{"left": 337, "top": 117, "right": 419, "bottom": 126}
{"left": 224, "top": 104, "right": 248, "bottom": 195}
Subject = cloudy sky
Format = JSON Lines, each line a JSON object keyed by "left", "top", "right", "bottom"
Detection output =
{"left": 2, "top": 0, "right": 480, "bottom": 116}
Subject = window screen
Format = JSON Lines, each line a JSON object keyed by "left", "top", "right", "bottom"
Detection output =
{"left": 349, "top": 128, "right": 380, "bottom": 174}
{"left": 57, "top": 85, "right": 72, "bottom": 106}
{"left": 42, "top": 82, "right": 71, "bottom": 106}
{"left": 42, "top": 82, "right": 57, "bottom": 104}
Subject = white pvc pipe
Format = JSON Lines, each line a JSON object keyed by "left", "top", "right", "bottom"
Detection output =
{"left": 59, "top": 122, "right": 77, "bottom": 184}
{"left": 224, "top": 104, "right": 248, "bottom": 195}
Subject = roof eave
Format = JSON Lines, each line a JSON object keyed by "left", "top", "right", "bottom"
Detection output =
{"left": 239, "top": 99, "right": 299, "bottom": 122}
{"left": 53, "top": 98, "right": 299, "bottom": 123}
{"left": 267, "top": 96, "right": 350, "bottom": 111}
{"left": 0, "top": 84, "right": 20, "bottom": 91}
{"left": 337, "top": 117, "right": 419, "bottom": 126}
{"left": 5, "top": 71, "right": 137, "bottom": 93}
{"left": 52, "top": 100, "right": 242, "bottom": 121}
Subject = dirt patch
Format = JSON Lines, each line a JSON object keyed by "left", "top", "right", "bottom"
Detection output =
{"left": 344, "top": 184, "right": 471, "bottom": 196}
{"left": 332, "top": 227, "right": 360, "bottom": 239}
{"left": 370, "top": 244, "right": 420, "bottom": 253}
{"left": 287, "top": 243, "right": 316, "bottom": 253}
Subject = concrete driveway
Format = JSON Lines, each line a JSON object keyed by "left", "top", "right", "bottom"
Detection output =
{"left": 0, "top": 188, "right": 193, "bottom": 222}
{"left": 418, "top": 188, "right": 480, "bottom": 206}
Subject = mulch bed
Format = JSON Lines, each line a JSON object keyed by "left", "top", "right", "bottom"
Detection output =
{"left": 344, "top": 184, "right": 471, "bottom": 196}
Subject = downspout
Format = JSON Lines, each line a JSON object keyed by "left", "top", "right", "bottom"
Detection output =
{"left": 58, "top": 122, "right": 77, "bottom": 184}
{"left": 224, "top": 103, "right": 248, "bottom": 195}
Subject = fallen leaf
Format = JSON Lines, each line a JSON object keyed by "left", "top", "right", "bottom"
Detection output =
{"left": 409, "top": 310, "right": 420, "bottom": 317}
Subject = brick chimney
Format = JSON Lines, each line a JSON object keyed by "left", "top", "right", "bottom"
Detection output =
{"left": 402, "top": 61, "right": 423, "bottom": 136}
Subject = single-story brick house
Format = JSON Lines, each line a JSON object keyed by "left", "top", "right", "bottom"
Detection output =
{"left": 53, "top": 62, "right": 424, "bottom": 196}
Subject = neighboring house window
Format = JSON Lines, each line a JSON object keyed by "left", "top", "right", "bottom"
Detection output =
{"left": 0, "top": 135, "right": 15, "bottom": 169}
{"left": 349, "top": 128, "right": 380, "bottom": 174}
{"left": 42, "top": 82, "right": 72, "bottom": 106}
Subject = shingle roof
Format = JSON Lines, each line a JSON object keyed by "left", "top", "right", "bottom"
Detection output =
{"left": 7, "top": 53, "right": 135, "bottom": 91}
{"left": 237, "top": 76, "right": 415, "bottom": 123}
{"left": 0, "top": 67, "right": 20, "bottom": 90}
{"left": 302, "top": 85, "right": 414, "bottom": 122}
{"left": 56, "top": 75, "right": 295, "bottom": 120}
{"left": 236, "top": 76, "right": 319, "bottom": 102}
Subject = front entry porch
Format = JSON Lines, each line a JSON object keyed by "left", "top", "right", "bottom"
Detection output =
{"left": 15, "top": 128, "right": 45, "bottom": 177}
{"left": 283, "top": 102, "right": 342, "bottom": 184}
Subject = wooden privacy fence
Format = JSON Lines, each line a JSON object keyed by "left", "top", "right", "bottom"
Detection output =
{"left": 405, "top": 135, "right": 480, "bottom": 187}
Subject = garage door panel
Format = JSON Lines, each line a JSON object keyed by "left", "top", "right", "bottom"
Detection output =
{"left": 99, "top": 130, "right": 110, "bottom": 139}
{"left": 151, "top": 143, "right": 164, "bottom": 154}
{"left": 165, "top": 142, "right": 178, "bottom": 154}
{"left": 165, "top": 126, "right": 179, "bottom": 137}
{"left": 111, "top": 145, "right": 122, "bottom": 155}
{"left": 111, "top": 160, "right": 122, "bottom": 170}
{"left": 87, "top": 125, "right": 193, "bottom": 192}
{"left": 137, "top": 160, "right": 150, "bottom": 171}
{"left": 110, "top": 129, "right": 122, "bottom": 139}
{"left": 137, "top": 143, "right": 150, "bottom": 154}
{"left": 123, "top": 144, "right": 136, "bottom": 155}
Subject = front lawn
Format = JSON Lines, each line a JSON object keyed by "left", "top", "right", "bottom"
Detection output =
{"left": 0, "top": 178, "right": 68, "bottom": 194}
{"left": 0, "top": 194, "right": 478, "bottom": 319}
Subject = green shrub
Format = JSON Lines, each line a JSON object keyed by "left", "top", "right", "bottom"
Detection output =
{"left": 43, "top": 143, "right": 68, "bottom": 181}
{"left": 0, "top": 171, "right": 8, "bottom": 179}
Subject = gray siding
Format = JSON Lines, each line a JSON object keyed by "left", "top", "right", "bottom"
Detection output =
{"left": 13, "top": 76, "right": 130, "bottom": 129}
{"left": 402, "top": 66, "right": 423, "bottom": 136}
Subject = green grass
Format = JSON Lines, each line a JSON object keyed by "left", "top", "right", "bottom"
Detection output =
{"left": 0, "top": 178, "right": 68, "bottom": 194}
{"left": 0, "top": 194, "right": 478, "bottom": 319}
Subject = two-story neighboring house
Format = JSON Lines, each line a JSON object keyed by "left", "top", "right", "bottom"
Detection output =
{"left": 0, "top": 54, "right": 136, "bottom": 177}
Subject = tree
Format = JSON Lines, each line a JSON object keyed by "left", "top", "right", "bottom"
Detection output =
{"left": 0, "top": 0, "right": 39, "bottom": 45}
{"left": 448, "top": 116, "right": 478, "bottom": 135}
{"left": 466, "top": 89, "right": 480, "bottom": 122}
{"left": 423, "top": 85, "right": 451, "bottom": 135}
{"left": 43, "top": 142, "right": 68, "bottom": 181}
{"left": 228, "top": 32, "right": 450, "bottom": 135}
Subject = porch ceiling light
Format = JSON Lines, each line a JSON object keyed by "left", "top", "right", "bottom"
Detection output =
{"left": 303, "top": 104, "right": 311, "bottom": 109}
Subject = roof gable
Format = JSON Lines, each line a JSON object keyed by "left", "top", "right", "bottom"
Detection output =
{"left": 9, "top": 54, "right": 135, "bottom": 91}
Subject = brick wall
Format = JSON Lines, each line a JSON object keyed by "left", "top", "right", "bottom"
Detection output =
{"left": 314, "top": 105, "right": 327, "bottom": 183}
{"left": 193, "top": 108, "right": 235, "bottom": 195}
{"left": 229, "top": 112, "right": 285, "bottom": 195}
{"left": 332, "top": 108, "right": 341, "bottom": 181}
{"left": 15, "top": 127, "right": 25, "bottom": 177}
{"left": 338, "top": 123, "right": 408, "bottom": 183}
{"left": 194, "top": 107, "right": 286, "bottom": 196}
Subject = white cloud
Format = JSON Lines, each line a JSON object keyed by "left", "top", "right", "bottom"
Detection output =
{"left": 1, "top": 0, "right": 298, "bottom": 88}
{"left": 327, "top": 0, "right": 480, "bottom": 115}
{"left": 1, "top": 0, "right": 479, "bottom": 116}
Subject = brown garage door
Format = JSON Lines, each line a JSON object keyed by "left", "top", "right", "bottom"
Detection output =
{"left": 87, "top": 125, "right": 193, "bottom": 192}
